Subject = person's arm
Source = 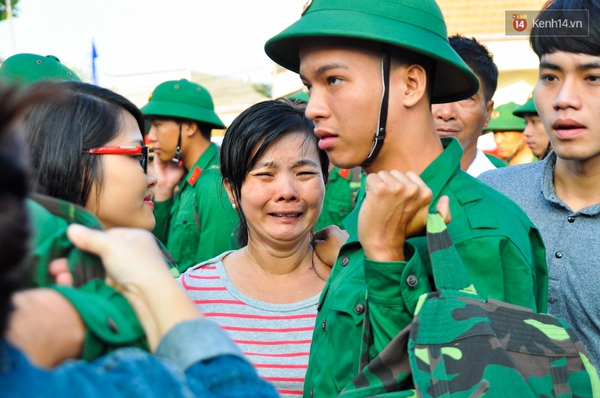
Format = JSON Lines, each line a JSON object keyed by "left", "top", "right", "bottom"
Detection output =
{"left": 358, "top": 171, "right": 450, "bottom": 355}
{"left": 7, "top": 289, "right": 85, "bottom": 367}
{"left": 313, "top": 225, "right": 349, "bottom": 268}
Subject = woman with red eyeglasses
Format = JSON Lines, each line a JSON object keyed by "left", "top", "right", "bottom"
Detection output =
{"left": 23, "top": 81, "right": 157, "bottom": 231}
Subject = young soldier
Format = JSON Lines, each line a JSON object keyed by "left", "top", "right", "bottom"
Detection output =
{"left": 513, "top": 93, "right": 553, "bottom": 160}
{"left": 484, "top": 102, "right": 535, "bottom": 165}
{"left": 143, "top": 79, "right": 237, "bottom": 272}
{"left": 265, "top": 0, "right": 548, "bottom": 395}
{"left": 432, "top": 35, "right": 499, "bottom": 176}
{"left": 480, "top": 0, "right": 600, "bottom": 368}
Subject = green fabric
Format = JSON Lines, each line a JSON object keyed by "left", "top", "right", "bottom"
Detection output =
{"left": 264, "top": 0, "right": 479, "bottom": 104}
{"left": 0, "top": 53, "right": 80, "bottom": 86}
{"left": 26, "top": 194, "right": 148, "bottom": 360}
{"left": 152, "top": 143, "right": 238, "bottom": 273}
{"left": 141, "top": 79, "right": 225, "bottom": 129}
{"left": 342, "top": 214, "right": 597, "bottom": 397}
{"left": 315, "top": 167, "right": 362, "bottom": 231}
{"left": 483, "top": 102, "right": 526, "bottom": 132}
{"left": 303, "top": 137, "right": 548, "bottom": 397}
{"left": 26, "top": 194, "right": 105, "bottom": 288}
{"left": 485, "top": 153, "right": 507, "bottom": 168}
{"left": 52, "top": 281, "right": 148, "bottom": 361}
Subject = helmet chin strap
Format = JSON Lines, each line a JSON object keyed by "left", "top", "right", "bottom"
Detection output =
{"left": 172, "top": 123, "right": 183, "bottom": 166}
{"left": 361, "top": 46, "right": 391, "bottom": 168}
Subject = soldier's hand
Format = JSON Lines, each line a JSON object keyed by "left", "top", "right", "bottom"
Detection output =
{"left": 152, "top": 156, "right": 185, "bottom": 201}
{"left": 358, "top": 170, "right": 433, "bottom": 262}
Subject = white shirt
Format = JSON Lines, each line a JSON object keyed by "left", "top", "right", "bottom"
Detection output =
{"left": 466, "top": 148, "right": 496, "bottom": 177}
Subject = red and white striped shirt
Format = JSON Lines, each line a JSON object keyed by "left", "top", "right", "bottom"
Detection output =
{"left": 178, "top": 252, "right": 319, "bottom": 397}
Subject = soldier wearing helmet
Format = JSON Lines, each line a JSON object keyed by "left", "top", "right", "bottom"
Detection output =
{"left": 265, "top": 0, "right": 548, "bottom": 395}
{"left": 142, "top": 79, "right": 237, "bottom": 272}
{"left": 513, "top": 93, "right": 552, "bottom": 160}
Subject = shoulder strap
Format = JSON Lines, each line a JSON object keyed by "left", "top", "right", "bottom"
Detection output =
{"left": 426, "top": 213, "right": 476, "bottom": 293}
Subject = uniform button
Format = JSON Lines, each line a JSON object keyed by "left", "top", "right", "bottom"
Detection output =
{"left": 340, "top": 255, "right": 350, "bottom": 266}
{"left": 107, "top": 317, "right": 119, "bottom": 333}
{"left": 321, "top": 320, "right": 327, "bottom": 331}
{"left": 182, "top": 219, "right": 188, "bottom": 224}
{"left": 310, "top": 387, "right": 314, "bottom": 398}
{"left": 567, "top": 216, "right": 575, "bottom": 223}
{"left": 354, "top": 302, "right": 365, "bottom": 314}
{"left": 555, "top": 252, "right": 563, "bottom": 259}
{"left": 406, "top": 274, "right": 418, "bottom": 288}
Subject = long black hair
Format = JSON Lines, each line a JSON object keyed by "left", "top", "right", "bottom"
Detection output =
{"left": 22, "top": 81, "right": 145, "bottom": 208}
{"left": 220, "top": 98, "right": 329, "bottom": 247}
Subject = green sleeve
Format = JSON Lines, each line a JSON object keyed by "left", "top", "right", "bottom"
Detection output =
{"left": 363, "top": 244, "right": 431, "bottom": 356}
{"left": 152, "top": 197, "right": 174, "bottom": 243}
{"left": 26, "top": 198, "right": 105, "bottom": 288}
{"left": 52, "top": 280, "right": 148, "bottom": 361}
{"left": 186, "top": 171, "right": 238, "bottom": 271}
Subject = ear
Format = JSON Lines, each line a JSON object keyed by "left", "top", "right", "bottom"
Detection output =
{"left": 181, "top": 121, "right": 199, "bottom": 138}
{"left": 223, "top": 179, "right": 237, "bottom": 207}
{"left": 401, "top": 64, "right": 428, "bottom": 108}
{"left": 483, "top": 99, "right": 494, "bottom": 128}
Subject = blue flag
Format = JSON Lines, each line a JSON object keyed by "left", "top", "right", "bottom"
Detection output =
{"left": 92, "top": 41, "right": 98, "bottom": 85}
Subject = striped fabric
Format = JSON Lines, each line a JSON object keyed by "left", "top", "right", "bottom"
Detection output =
{"left": 178, "top": 251, "right": 319, "bottom": 397}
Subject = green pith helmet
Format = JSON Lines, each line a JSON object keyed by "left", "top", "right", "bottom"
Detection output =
{"left": 0, "top": 53, "right": 81, "bottom": 86}
{"left": 141, "top": 79, "right": 225, "bottom": 129}
{"left": 484, "top": 102, "right": 527, "bottom": 132}
{"left": 264, "top": 0, "right": 479, "bottom": 104}
{"left": 513, "top": 93, "right": 537, "bottom": 118}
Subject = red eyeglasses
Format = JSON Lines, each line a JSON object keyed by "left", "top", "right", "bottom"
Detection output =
{"left": 84, "top": 145, "right": 149, "bottom": 173}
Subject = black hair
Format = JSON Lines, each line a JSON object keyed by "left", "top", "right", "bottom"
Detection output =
{"left": 22, "top": 81, "right": 145, "bottom": 208}
{"left": 0, "top": 83, "right": 49, "bottom": 335}
{"left": 220, "top": 98, "right": 329, "bottom": 247}
{"left": 530, "top": 0, "right": 600, "bottom": 57}
{"left": 145, "top": 115, "right": 214, "bottom": 141}
{"left": 448, "top": 35, "right": 498, "bottom": 103}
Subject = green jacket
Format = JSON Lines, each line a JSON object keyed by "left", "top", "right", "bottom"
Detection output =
{"left": 26, "top": 194, "right": 149, "bottom": 360}
{"left": 315, "top": 167, "right": 363, "bottom": 231}
{"left": 153, "top": 143, "right": 238, "bottom": 273}
{"left": 303, "top": 138, "right": 548, "bottom": 397}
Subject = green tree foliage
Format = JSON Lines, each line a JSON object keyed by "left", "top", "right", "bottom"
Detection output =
{"left": 252, "top": 83, "right": 271, "bottom": 98}
{"left": 0, "top": 0, "right": 20, "bottom": 21}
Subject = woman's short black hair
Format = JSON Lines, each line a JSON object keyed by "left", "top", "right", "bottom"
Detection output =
{"left": 22, "top": 81, "right": 145, "bottom": 208}
{"left": 220, "top": 98, "right": 329, "bottom": 247}
{"left": 530, "top": 0, "right": 600, "bottom": 58}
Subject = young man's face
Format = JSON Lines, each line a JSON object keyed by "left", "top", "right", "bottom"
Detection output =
{"left": 298, "top": 39, "right": 384, "bottom": 169}
{"left": 535, "top": 51, "right": 600, "bottom": 162}
{"left": 432, "top": 75, "right": 493, "bottom": 153}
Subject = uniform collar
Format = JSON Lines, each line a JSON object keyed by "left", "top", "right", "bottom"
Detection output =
{"left": 182, "top": 143, "right": 219, "bottom": 187}
{"left": 343, "top": 137, "right": 462, "bottom": 241}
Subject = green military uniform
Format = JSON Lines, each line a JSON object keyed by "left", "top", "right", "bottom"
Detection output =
{"left": 26, "top": 194, "right": 149, "bottom": 360}
{"left": 315, "top": 166, "right": 362, "bottom": 231}
{"left": 304, "top": 139, "right": 548, "bottom": 396}
{"left": 143, "top": 79, "right": 238, "bottom": 272}
{"left": 153, "top": 142, "right": 237, "bottom": 272}
{"left": 265, "top": 2, "right": 548, "bottom": 396}
{"left": 485, "top": 153, "right": 507, "bottom": 168}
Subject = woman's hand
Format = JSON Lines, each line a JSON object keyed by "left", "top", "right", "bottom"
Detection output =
{"left": 314, "top": 226, "right": 349, "bottom": 268}
{"left": 66, "top": 224, "right": 202, "bottom": 351}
